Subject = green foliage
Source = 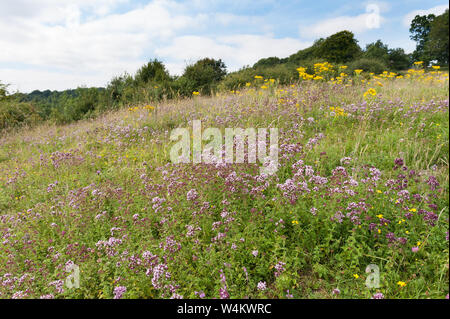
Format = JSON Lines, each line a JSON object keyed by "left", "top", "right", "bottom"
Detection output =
{"left": 134, "top": 59, "right": 172, "bottom": 85}
{"left": 362, "top": 40, "right": 411, "bottom": 71}
{"left": 0, "top": 81, "right": 9, "bottom": 99}
{"left": 253, "top": 57, "right": 287, "bottom": 68}
{"left": 0, "top": 82, "right": 42, "bottom": 129}
{"left": 218, "top": 67, "right": 255, "bottom": 90}
{"left": 410, "top": 13, "right": 436, "bottom": 64}
{"left": 182, "top": 58, "right": 227, "bottom": 95}
{"left": 314, "top": 31, "right": 362, "bottom": 63}
{"left": 387, "top": 48, "right": 411, "bottom": 71}
{"left": 426, "top": 9, "right": 449, "bottom": 65}
{"left": 0, "top": 99, "right": 41, "bottom": 130}
{"left": 285, "top": 32, "right": 361, "bottom": 66}
{"left": 171, "top": 75, "right": 196, "bottom": 97}
{"left": 410, "top": 10, "right": 449, "bottom": 66}
{"left": 106, "top": 73, "right": 135, "bottom": 106}
{"left": 348, "top": 58, "right": 388, "bottom": 74}
{"left": 49, "top": 88, "right": 105, "bottom": 124}
{"left": 364, "top": 40, "right": 389, "bottom": 62}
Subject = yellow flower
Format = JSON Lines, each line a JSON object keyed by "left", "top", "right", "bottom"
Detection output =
{"left": 245, "top": 82, "right": 251, "bottom": 87}
{"left": 292, "top": 220, "right": 299, "bottom": 225}
{"left": 340, "top": 65, "right": 348, "bottom": 69}
{"left": 409, "top": 208, "right": 416, "bottom": 212}
{"left": 192, "top": 91, "right": 200, "bottom": 96}
{"left": 363, "top": 88, "right": 377, "bottom": 99}
{"left": 354, "top": 69, "right": 363, "bottom": 75}
{"left": 353, "top": 274, "right": 359, "bottom": 279}
{"left": 367, "top": 88, "right": 377, "bottom": 95}
{"left": 254, "top": 75, "right": 263, "bottom": 79}
{"left": 376, "top": 214, "right": 383, "bottom": 219}
{"left": 261, "top": 85, "right": 268, "bottom": 89}
{"left": 397, "top": 281, "right": 407, "bottom": 287}
{"left": 432, "top": 65, "right": 440, "bottom": 70}
{"left": 376, "top": 190, "right": 382, "bottom": 194}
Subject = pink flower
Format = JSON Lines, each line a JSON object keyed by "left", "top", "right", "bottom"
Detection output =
{"left": 372, "top": 292, "right": 384, "bottom": 299}
{"left": 257, "top": 281, "right": 267, "bottom": 291}
{"left": 113, "top": 286, "right": 126, "bottom": 299}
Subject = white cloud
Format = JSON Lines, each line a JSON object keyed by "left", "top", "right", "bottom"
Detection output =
{"left": 299, "top": 6, "right": 385, "bottom": 38}
{"left": 0, "top": 0, "right": 202, "bottom": 71}
{"left": 0, "top": 0, "right": 205, "bottom": 91}
{"left": 155, "top": 35, "right": 311, "bottom": 75}
{"left": 403, "top": 4, "right": 449, "bottom": 27}
{"left": 0, "top": 0, "right": 128, "bottom": 24}
{"left": 0, "top": 0, "right": 308, "bottom": 92}
{"left": 213, "top": 13, "right": 266, "bottom": 27}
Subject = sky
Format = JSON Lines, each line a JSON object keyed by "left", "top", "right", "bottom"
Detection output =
{"left": 0, "top": 0, "right": 448, "bottom": 93}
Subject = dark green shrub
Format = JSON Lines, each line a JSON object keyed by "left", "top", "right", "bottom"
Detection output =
{"left": 0, "top": 100, "right": 41, "bottom": 130}
{"left": 182, "top": 58, "right": 227, "bottom": 95}
{"left": 218, "top": 67, "right": 257, "bottom": 90}
{"left": 314, "top": 31, "right": 362, "bottom": 63}
{"left": 387, "top": 48, "right": 411, "bottom": 71}
{"left": 134, "top": 59, "right": 172, "bottom": 85}
{"left": 50, "top": 88, "right": 104, "bottom": 124}
{"left": 348, "top": 58, "right": 388, "bottom": 74}
{"left": 106, "top": 73, "right": 135, "bottom": 106}
{"left": 253, "top": 57, "right": 286, "bottom": 68}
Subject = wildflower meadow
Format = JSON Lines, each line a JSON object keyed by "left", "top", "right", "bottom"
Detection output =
{"left": 0, "top": 63, "right": 448, "bottom": 300}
